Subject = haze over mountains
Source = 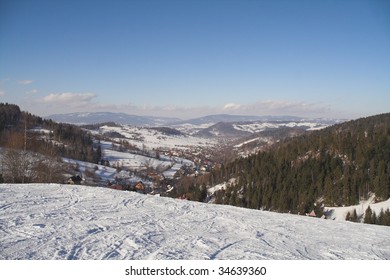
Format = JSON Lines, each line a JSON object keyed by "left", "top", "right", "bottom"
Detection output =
{"left": 48, "top": 112, "right": 340, "bottom": 139}
{"left": 48, "top": 112, "right": 340, "bottom": 126}
{"left": 48, "top": 112, "right": 181, "bottom": 126}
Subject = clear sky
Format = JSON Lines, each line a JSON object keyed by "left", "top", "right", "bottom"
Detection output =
{"left": 1, "top": 0, "right": 389, "bottom": 119}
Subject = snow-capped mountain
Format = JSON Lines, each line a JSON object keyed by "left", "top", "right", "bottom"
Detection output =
{"left": 192, "top": 119, "right": 336, "bottom": 139}
{"left": 1, "top": 183, "right": 389, "bottom": 260}
{"left": 171, "top": 114, "right": 300, "bottom": 126}
{"left": 47, "top": 112, "right": 340, "bottom": 133}
{"left": 48, "top": 112, "right": 308, "bottom": 126}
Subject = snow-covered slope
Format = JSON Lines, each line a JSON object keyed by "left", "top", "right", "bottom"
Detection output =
{"left": 325, "top": 195, "right": 390, "bottom": 221}
{"left": 1, "top": 184, "right": 389, "bottom": 260}
{"left": 96, "top": 124, "right": 215, "bottom": 150}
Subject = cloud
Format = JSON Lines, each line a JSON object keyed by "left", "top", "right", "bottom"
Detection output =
{"left": 223, "top": 103, "right": 242, "bottom": 110}
{"left": 219, "top": 100, "right": 331, "bottom": 118}
{"left": 0, "top": 91, "right": 5, "bottom": 97}
{"left": 18, "top": 80, "right": 34, "bottom": 85}
{"left": 41, "top": 92, "right": 97, "bottom": 104}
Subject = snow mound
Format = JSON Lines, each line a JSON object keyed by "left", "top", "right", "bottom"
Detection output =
{"left": 325, "top": 196, "right": 390, "bottom": 221}
{"left": 1, "top": 184, "right": 389, "bottom": 260}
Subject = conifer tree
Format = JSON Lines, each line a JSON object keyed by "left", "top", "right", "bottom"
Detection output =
{"left": 372, "top": 212, "right": 377, "bottom": 225}
{"left": 364, "top": 206, "right": 373, "bottom": 224}
{"left": 351, "top": 209, "right": 358, "bottom": 222}
{"left": 384, "top": 209, "right": 390, "bottom": 226}
{"left": 378, "top": 209, "right": 385, "bottom": 225}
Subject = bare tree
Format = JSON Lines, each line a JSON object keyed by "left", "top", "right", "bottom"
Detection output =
{"left": 1, "top": 149, "right": 33, "bottom": 183}
{"left": 0, "top": 146, "right": 65, "bottom": 184}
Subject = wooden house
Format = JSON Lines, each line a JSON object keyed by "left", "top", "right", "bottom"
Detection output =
{"left": 134, "top": 181, "right": 145, "bottom": 193}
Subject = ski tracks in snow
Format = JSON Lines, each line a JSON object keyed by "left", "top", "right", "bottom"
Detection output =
{"left": 1, "top": 184, "right": 390, "bottom": 260}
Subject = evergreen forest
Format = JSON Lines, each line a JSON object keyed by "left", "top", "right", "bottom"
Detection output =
{"left": 0, "top": 103, "right": 101, "bottom": 183}
{"left": 0, "top": 103, "right": 100, "bottom": 163}
{"left": 172, "top": 113, "right": 390, "bottom": 225}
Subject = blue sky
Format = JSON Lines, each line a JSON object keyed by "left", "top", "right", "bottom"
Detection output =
{"left": 1, "top": 0, "right": 389, "bottom": 119}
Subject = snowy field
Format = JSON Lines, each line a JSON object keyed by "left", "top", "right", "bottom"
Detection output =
{"left": 97, "top": 125, "right": 216, "bottom": 150}
{"left": 232, "top": 121, "right": 329, "bottom": 133}
{"left": 1, "top": 184, "right": 389, "bottom": 260}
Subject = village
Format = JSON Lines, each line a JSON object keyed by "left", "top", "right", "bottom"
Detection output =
{"left": 64, "top": 124, "right": 222, "bottom": 198}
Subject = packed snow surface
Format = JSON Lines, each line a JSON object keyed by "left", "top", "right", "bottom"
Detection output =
{"left": 1, "top": 184, "right": 389, "bottom": 260}
{"left": 325, "top": 195, "right": 390, "bottom": 221}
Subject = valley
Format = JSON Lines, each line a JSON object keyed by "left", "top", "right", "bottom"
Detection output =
{"left": 46, "top": 112, "right": 336, "bottom": 196}
{"left": 1, "top": 104, "right": 389, "bottom": 227}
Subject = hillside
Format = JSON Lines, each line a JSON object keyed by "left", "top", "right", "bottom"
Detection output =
{"left": 2, "top": 103, "right": 389, "bottom": 226}
{"left": 1, "top": 103, "right": 334, "bottom": 189}
{"left": 0, "top": 103, "right": 100, "bottom": 163}
{"left": 193, "top": 113, "right": 390, "bottom": 221}
{"left": 48, "top": 112, "right": 303, "bottom": 126}
{"left": 48, "top": 111, "right": 338, "bottom": 139}
{"left": 0, "top": 104, "right": 211, "bottom": 187}
{"left": 1, "top": 183, "right": 389, "bottom": 260}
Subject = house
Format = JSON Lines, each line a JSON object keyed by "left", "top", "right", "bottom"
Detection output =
{"left": 68, "top": 175, "right": 82, "bottom": 185}
{"left": 308, "top": 210, "right": 316, "bottom": 217}
{"left": 134, "top": 181, "right": 145, "bottom": 193}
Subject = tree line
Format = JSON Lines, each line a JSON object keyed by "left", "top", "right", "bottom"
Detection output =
{"left": 363, "top": 206, "right": 390, "bottom": 226}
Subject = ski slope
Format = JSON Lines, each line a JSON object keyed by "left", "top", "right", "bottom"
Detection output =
{"left": 1, "top": 184, "right": 389, "bottom": 260}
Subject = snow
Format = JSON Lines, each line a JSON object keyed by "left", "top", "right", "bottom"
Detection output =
{"left": 173, "top": 122, "right": 217, "bottom": 135}
{"left": 207, "top": 178, "right": 237, "bottom": 196}
{"left": 29, "top": 128, "right": 52, "bottom": 134}
{"left": 234, "top": 137, "right": 262, "bottom": 148}
{"left": 234, "top": 137, "right": 272, "bottom": 148}
{"left": 100, "top": 143, "right": 194, "bottom": 179}
{"left": 98, "top": 125, "right": 215, "bottom": 150}
{"left": 162, "top": 163, "right": 182, "bottom": 178}
{"left": 1, "top": 184, "right": 389, "bottom": 260}
{"left": 325, "top": 195, "right": 390, "bottom": 221}
{"left": 103, "top": 148, "right": 171, "bottom": 171}
{"left": 233, "top": 121, "right": 328, "bottom": 133}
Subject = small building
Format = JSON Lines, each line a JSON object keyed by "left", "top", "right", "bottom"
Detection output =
{"left": 308, "top": 210, "right": 316, "bottom": 217}
{"left": 134, "top": 181, "right": 145, "bottom": 193}
{"left": 68, "top": 175, "right": 82, "bottom": 185}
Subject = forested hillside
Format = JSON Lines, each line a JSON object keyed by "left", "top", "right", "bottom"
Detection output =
{"left": 184, "top": 113, "right": 390, "bottom": 218}
{"left": 0, "top": 103, "right": 101, "bottom": 183}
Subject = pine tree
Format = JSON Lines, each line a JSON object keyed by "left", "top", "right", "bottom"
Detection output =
{"left": 378, "top": 209, "right": 385, "bottom": 225}
{"left": 96, "top": 144, "right": 102, "bottom": 164}
{"left": 351, "top": 209, "right": 358, "bottom": 222}
{"left": 384, "top": 209, "right": 390, "bottom": 226}
{"left": 372, "top": 212, "right": 377, "bottom": 225}
{"left": 364, "top": 206, "right": 373, "bottom": 224}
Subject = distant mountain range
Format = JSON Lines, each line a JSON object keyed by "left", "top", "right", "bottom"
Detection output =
{"left": 47, "top": 112, "right": 341, "bottom": 127}
{"left": 173, "top": 114, "right": 304, "bottom": 126}
{"left": 47, "top": 112, "right": 181, "bottom": 126}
